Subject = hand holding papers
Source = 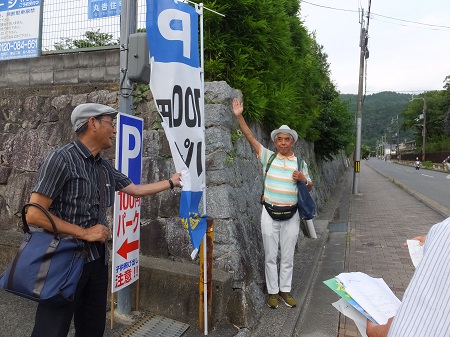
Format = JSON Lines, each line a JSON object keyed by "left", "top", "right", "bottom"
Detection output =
{"left": 406, "top": 239, "right": 424, "bottom": 268}
{"left": 324, "top": 272, "right": 402, "bottom": 336}
{"left": 335, "top": 272, "right": 401, "bottom": 324}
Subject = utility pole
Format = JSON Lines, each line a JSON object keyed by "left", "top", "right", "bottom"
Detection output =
{"left": 422, "top": 96, "right": 427, "bottom": 162}
{"left": 352, "top": 2, "right": 370, "bottom": 195}
{"left": 117, "top": 0, "right": 137, "bottom": 316}
{"left": 410, "top": 93, "right": 427, "bottom": 162}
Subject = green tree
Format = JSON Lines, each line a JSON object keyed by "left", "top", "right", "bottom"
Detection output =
{"left": 54, "top": 30, "right": 118, "bottom": 50}
{"left": 402, "top": 90, "right": 450, "bottom": 152}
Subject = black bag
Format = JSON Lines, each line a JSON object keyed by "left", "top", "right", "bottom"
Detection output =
{"left": 0, "top": 203, "right": 86, "bottom": 306}
{"left": 264, "top": 202, "right": 298, "bottom": 221}
{"left": 296, "top": 157, "right": 316, "bottom": 220}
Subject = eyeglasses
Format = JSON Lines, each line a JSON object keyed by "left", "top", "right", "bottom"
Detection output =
{"left": 98, "top": 119, "right": 116, "bottom": 128}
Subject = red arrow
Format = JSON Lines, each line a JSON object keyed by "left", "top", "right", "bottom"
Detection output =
{"left": 117, "top": 238, "right": 139, "bottom": 259}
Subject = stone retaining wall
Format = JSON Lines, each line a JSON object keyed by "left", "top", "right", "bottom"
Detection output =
{"left": 0, "top": 50, "right": 349, "bottom": 328}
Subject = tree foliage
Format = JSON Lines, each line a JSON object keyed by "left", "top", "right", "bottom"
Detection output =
{"left": 341, "top": 92, "right": 412, "bottom": 150}
{"left": 198, "top": 0, "right": 353, "bottom": 160}
{"left": 54, "top": 30, "right": 118, "bottom": 50}
{"left": 402, "top": 89, "right": 450, "bottom": 152}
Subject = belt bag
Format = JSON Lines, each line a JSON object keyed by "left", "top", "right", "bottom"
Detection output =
{"left": 264, "top": 202, "right": 298, "bottom": 221}
{"left": 0, "top": 203, "right": 86, "bottom": 306}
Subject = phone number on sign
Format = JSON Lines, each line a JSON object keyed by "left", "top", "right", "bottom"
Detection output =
{"left": 0, "top": 39, "right": 38, "bottom": 52}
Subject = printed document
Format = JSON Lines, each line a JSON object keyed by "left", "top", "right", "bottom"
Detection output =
{"left": 336, "top": 272, "right": 401, "bottom": 324}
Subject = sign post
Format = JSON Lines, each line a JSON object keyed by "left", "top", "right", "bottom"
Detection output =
{"left": 116, "top": 0, "right": 137, "bottom": 316}
{"left": 112, "top": 113, "right": 143, "bottom": 315}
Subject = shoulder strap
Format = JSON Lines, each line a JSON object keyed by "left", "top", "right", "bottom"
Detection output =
{"left": 261, "top": 152, "right": 277, "bottom": 197}
{"left": 297, "top": 155, "right": 303, "bottom": 172}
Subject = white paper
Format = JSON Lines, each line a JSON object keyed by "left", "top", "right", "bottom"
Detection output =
{"left": 407, "top": 239, "right": 424, "bottom": 268}
{"left": 336, "top": 272, "right": 401, "bottom": 325}
{"left": 332, "top": 299, "right": 368, "bottom": 337}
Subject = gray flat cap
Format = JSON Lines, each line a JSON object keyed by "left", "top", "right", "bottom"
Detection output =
{"left": 270, "top": 125, "right": 298, "bottom": 143}
{"left": 71, "top": 103, "right": 118, "bottom": 131}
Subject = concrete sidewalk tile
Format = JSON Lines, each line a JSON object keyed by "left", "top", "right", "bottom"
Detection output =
{"left": 339, "top": 161, "right": 444, "bottom": 336}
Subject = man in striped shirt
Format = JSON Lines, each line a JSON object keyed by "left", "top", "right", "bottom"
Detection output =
{"left": 26, "top": 103, "right": 181, "bottom": 337}
{"left": 232, "top": 97, "right": 313, "bottom": 309}
{"left": 366, "top": 218, "right": 450, "bottom": 337}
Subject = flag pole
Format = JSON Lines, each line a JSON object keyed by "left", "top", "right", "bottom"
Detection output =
{"left": 198, "top": 3, "right": 208, "bottom": 335}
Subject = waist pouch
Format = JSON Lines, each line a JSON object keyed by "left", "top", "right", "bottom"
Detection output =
{"left": 264, "top": 202, "right": 298, "bottom": 221}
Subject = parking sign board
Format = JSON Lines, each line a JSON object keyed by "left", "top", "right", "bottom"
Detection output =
{"left": 112, "top": 113, "right": 143, "bottom": 293}
{"left": 0, "top": 0, "right": 42, "bottom": 60}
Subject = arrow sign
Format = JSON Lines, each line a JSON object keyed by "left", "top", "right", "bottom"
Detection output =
{"left": 117, "top": 238, "right": 139, "bottom": 259}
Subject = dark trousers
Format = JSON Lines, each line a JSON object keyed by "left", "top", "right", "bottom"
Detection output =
{"left": 31, "top": 253, "right": 108, "bottom": 337}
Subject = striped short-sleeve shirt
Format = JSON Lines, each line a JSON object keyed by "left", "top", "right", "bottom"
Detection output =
{"left": 259, "top": 145, "right": 310, "bottom": 206}
{"left": 388, "top": 219, "right": 450, "bottom": 337}
{"left": 32, "top": 139, "right": 132, "bottom": 262}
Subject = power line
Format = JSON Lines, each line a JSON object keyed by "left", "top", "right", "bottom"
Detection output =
{"left": 372, "top": 12, "right": 450, "bottom": 29}
{"left": 301, "top": 0, "right": 450, "bottom": 31}
{"left": 301, "top": 0, "right": 358, "bottom": 14}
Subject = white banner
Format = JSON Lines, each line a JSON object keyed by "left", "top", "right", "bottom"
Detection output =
{"left": 146, "top": 0, "right": 206, "bottom": 254}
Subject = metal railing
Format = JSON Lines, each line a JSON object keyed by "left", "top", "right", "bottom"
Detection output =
{"left": 42, "top": 0, "right": 147, "bottom": 53}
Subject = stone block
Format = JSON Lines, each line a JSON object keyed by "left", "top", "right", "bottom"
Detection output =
{"left": 0, "top": 230, "right": 22, "bottom": 272}
{"left": 1, "top": 72, "right": 29, "bottom": 87}
{"left": 105, "top": 49, "right": 120, "bottom": 66}
{"left": 30, "top": 71, "right": 54, "bottom": 85}
{"left": 79, "top": 67, "right": 106, "bottom": 83}
{"left": 105, "top": 66, "right": 120, "bottom": 82}
{"left": 78, "top": 51, "right": 106, "bottom": 68}
{"left": 138, "top": 255, "right": 232, "bottom": 328}
{"left": 205, "top": 103, "right": 235, "bottom": 130}
{"left": 54, "top": 69, "right": 80, "bottom": 84}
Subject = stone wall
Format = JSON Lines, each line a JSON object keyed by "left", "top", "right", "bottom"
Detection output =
{"left": 0, "top": 50, "right": 349, "bottom": 328}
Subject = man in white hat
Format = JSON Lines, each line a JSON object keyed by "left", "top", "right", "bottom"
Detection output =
{"left": 232, "top": 97, "right": 313, "bottom": 309}
{"left": 26, "top": 103, "right": 181, "bottom": 337}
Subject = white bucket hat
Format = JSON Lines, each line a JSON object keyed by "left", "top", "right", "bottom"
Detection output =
{"left": 270, "top": 125, "right": 298, "bottom": 143}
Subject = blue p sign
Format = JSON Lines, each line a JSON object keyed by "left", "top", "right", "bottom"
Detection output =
{"left": 116, "top": 114, "right": 143, "bottom": 184}
{"left": 146, "top": 0, "right": 199, "bottom": 68}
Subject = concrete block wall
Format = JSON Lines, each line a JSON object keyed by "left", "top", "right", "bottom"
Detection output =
{"left": 0, "top": 48, "right": 120, "bottom": 88}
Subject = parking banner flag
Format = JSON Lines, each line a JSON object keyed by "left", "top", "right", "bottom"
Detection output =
{"left": 146, "top": 0, "right": 206, "bottom": 258}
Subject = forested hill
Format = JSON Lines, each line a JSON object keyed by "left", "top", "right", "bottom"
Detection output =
{"left": 340, "top": 92, "right": 412, "bottom": 148}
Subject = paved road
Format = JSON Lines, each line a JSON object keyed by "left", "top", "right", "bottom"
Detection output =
{"left": 366, "top": 158, "right": 450, "bottom": 211}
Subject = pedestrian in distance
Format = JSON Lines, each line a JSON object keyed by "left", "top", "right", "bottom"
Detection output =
{"left": 366, "top": 218, "right": 450, "bottom": 337}
{"left": 414, "top": 157, "right": 420, "bottom": 170}
{"left": 443, "top": 155, "right": 450, "bottom": 171}
{"left": 232, "top": 97, "right": 313, "bottom": 309}
{"left": 26, "top": 103, "right": 181, "bottom": 337}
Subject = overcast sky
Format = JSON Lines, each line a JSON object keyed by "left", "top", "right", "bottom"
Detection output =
{"left": 300, "top": 0, "right": 450, "bottom": 95}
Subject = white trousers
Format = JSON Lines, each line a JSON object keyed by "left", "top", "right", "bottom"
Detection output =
{"left": 261, "top": 206, "right": 300, "bottom": 294}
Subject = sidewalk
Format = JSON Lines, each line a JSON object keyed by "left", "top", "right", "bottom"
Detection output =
{"left": 337, "top": 160, "right": 445, "bottom": 337}
{"left": 0, "top": 160, "right": 446, "bottom": 337}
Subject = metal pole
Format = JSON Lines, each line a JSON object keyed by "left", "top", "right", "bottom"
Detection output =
{"left": 422, "top": 97, "right": 427, "bottom": 162}
{"left": 352, "top": 10, "right": 366, "bottom": 195}
{"left": 117, "top": 0, "right": 137, "bottom": 316}
{"left": 198, "top": 3, "right": 208, "bottom": 335}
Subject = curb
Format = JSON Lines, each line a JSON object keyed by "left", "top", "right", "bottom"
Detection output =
{"left": 366, "top": 163, "right": 450, "bottom": 218}
{"left": 285, "top": 222, "right": 330, "bottom": 337}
